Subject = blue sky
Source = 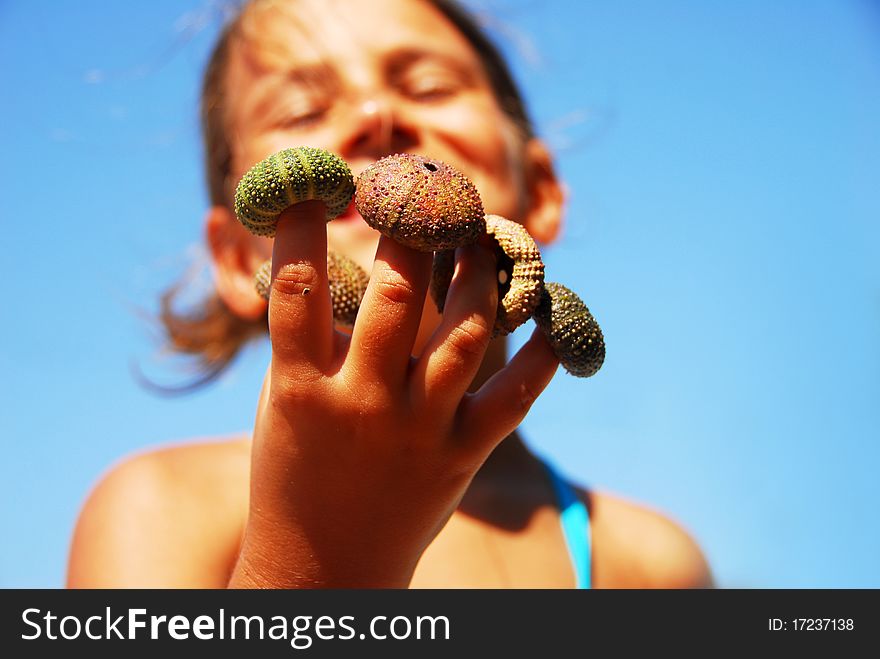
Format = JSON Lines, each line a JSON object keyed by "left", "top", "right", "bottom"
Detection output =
{"left": 1, "top": 0, "right": 878, "bottom": 588}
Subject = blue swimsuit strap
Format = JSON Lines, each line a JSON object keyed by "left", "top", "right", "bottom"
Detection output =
{"left": 543, "top": 461, "right": 592, "bottom": 589}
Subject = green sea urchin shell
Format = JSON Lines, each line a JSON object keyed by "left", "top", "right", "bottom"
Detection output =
{"left": 534, "top": 282, "right": 605, "bottom": 378}
{"left": 234, "top": 146, "right": 354, "bottom": 237}
{"left": 430, "top": 215, "right": 545, "bottom": 337}
{"left": 355, "top": 154, "right": 485, "bottom": 252}
{"left": 254, "top": 251, "right": 369, "bottom": 327}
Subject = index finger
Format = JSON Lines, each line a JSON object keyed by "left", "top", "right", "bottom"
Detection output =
{"left": 268, "top": 200, "right": 335, "bottom": 372}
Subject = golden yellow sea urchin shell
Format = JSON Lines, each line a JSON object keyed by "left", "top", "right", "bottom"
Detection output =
{"left": 430, "top": 215, "right": 545, "bottom": 336}
{"left": 326, "top": 251, "right": 370, "bottom": 327}
{"left": 254, "top": 252, "right": 369, "bottom": 327}
{"left": 485, "top": 215, "right": 545, "bottom": 335}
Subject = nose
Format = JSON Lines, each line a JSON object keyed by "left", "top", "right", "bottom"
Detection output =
{"left": 339, "top": 92, "right": 418, "bottom": 161}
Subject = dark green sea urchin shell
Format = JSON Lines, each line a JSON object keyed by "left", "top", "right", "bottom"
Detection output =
{"left": 429, "top": 249, "right": 456, "bottom": 312}
{"left": 430, "top": 215, "right": 545, "bottom": 337}
{"left": 534, "top": 282, "right": 605, "bottom": 378}
{"left": 254, "top": 251, "right": 369, "bottom": 327}
{"left": 354, "top": 154, "right": 485, "bottom": 252}
{"left": 234, "top": 146, "right": 354, "bottom": 237}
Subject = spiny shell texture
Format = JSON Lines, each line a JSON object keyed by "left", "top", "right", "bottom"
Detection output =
{"left": 534, "top": 282, "right": 605, "bottom": 378}
{"left": 254, "top": 259, "right": 273, "bottom": 301}
{"left": 327, "top": 250, "right": 370, "bottom": 327}
{"left": 430, "top": 215, "right": 545, "bottom": 337}
{"left": 237, "top": 147, "right": 606, "bottom": 380}
{"left": 254, "top": 251, "right": 369, "bottom": 327}
{"left": 485, "top": 215, "right": 545, "bottom": 335}
{"left": 429, "top": 249, "right": 456, "bottom": 313}
{"left": 234, "top": 146, "right": 354, "bottom": 237}
{"left": 355, "top": 154, "right": 485, "bottom": 252}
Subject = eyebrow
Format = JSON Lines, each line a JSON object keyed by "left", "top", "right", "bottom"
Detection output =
{"left": 242, "top": 46, "right": 480, "bottom": 121}
{"left": 384, "top": 47, "right": 480, "bottom": 83}
{"left": 245, "top": 63, "right": 338, "bottom": 122}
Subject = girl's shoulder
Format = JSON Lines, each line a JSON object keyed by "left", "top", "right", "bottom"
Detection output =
{"left": 585, "top": 487, "right": 714, "bottom": 588}
{"left": 67, "top": 435, "right": 251, "bottom": 588}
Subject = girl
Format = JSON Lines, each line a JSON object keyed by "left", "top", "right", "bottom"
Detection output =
{"left": 67, "top": 0, "right": 712, "bottom": 588}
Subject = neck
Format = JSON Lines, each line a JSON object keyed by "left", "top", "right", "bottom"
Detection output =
{"left": 479, "top": 430, "right": 534, "bottom": 476}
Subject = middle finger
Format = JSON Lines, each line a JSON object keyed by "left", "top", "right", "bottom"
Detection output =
{"left": 346, "top": 236, "right": 433, "bottom": 384}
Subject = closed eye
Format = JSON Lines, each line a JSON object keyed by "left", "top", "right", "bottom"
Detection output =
{"left": 390, "top": 52, "right": 475, "bottom": 103}
{"left": 264, "top": 94, "right": 330, "bottom": 130}
{"left": 272, "top": 107, "right": 327, "bottom": 129}
{"left": 403, "top": 76, "right": 459, "bottom": 101}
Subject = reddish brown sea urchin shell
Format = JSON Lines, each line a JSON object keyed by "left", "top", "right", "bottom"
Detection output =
{"left": 355, "top": 154, "right": 485, "bottom": 252}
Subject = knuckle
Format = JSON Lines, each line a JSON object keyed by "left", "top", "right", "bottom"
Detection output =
{"left": 446, "top": 316, "right": 492, "bottom": 359}
{"left": 269, "top": 369, "right": 323, "bottom": 405}
{"left": 271, "top": 262, "right": 322, "bottom": 297}
{"left": 352, "top": 383, "right": 396, "bottom": 417}
{"left": 372, "top": 271, "right": 419, "bottom": 307}
{"left": 516, "top": 380, "right": 540, "bottom": 415}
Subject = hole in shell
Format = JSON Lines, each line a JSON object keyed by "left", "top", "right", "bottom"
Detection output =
{"left": 495, "top": 247, "right": 514, "bottom": 300}
{"left": 423, "top": 162, "right": 438, "bottom": 172}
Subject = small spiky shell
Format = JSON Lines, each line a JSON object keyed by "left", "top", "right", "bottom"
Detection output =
{"left": 326, "top": 250, "right": 370, "bottom": 327}
{"left": 253, "top": 251, "right": 369, "bottom": 327}
{"left": 254, "top": 259, "right": 273, "bottom": 301}
{"left": 355, "top": 154, "right": 485, "bottom": 252}
{"left": 484, "top": 215, "right": 544, "bottom": 335}
{"left": 430, "top": 215, "right": 545, "bottom": 337}
{"left": 534, "top": 282, "right": 605, "bottom": 378}
{"left": 234, "top": 147, "right": 354, "bottom": 237}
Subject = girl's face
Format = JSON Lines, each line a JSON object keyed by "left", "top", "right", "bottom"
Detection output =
{"left": 223, "top": 0, "right": 533, "bottom": 271}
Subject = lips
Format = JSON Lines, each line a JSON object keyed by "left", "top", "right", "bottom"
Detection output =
{"left": 331, "top": 198, "right": 378, "bottom": 241}
{"left": 334, "top": 197, "right": 362, "bottom": 223}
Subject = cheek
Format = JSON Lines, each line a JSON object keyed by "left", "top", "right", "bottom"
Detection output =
{"left": 429, "top": 105, "right": 525, "bottom": 220}
{"left": 249, "top": 234, "right": 273, "bottom": 261}
{"left": 327, "top": 225, "right": 380, "bottom": 274}
{"left": 232, "top": 124, "right": 340, "bottom": 178}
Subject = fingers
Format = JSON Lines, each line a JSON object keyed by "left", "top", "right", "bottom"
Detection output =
{"left": 456, "top": 326, "right": 559, "bottom": 456}
{"left": 268, "top": 200, "right": 335, "bottom": 371}
{"left": 346, "top": 236, "right": 433, "bottom": 383}
{"left": 411, "top": 242, "right": 498, "bottom": 410}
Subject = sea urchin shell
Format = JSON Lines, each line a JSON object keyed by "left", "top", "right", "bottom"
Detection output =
{"left": 355, "top": 154, "right": 485, "bottom": 252}
{"left": 234, "top": 146, "right": 354, "bottom": 237}
{"left": 254, "top": 251, "right": 369, "bottom": 327}
{"left": 484, "top": 215, "right": 545, "bottom": 335}
{"left": 534, "top": 282, "right": 605, "bottom": 378}
{"left": 430, "top": 215, "right": 545, "bottom": 336}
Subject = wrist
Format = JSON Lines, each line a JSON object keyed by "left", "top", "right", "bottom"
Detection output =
{"left": 229, "top": 515, "right": 415, "bottom": 589}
